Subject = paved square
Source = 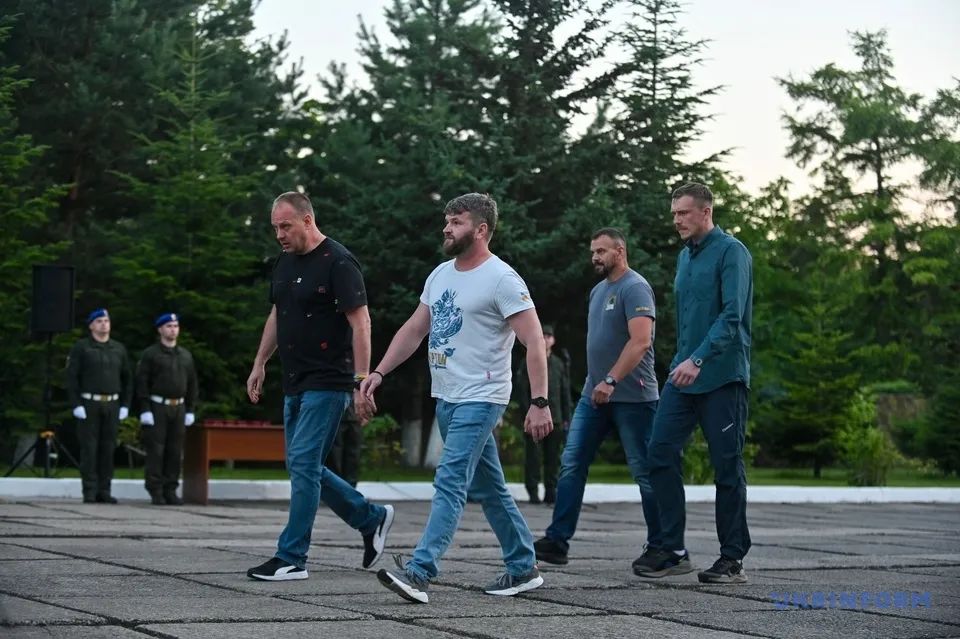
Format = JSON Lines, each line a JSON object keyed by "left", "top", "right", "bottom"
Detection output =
{"left": 1, "top": 499, "right": 957, "bottom": 637}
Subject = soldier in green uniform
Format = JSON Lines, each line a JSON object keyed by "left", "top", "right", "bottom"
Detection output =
{"left": 135, "top": 313, "right": 199, "bottom": 505}
{"left": 515, "top": 324, "right": 572, "bottom": 504}
{"left": 66, "top": 308, "right": 133, "bottom": 504}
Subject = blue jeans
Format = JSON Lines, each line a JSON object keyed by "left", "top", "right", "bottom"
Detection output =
{"left": 276, "top": 390, "right": 385, "bottom": 569}
{"left": 647, "top": 382, "right": 751, "bottom": 560}
{"left": 546, "top": 397, "right": 662, "bottom": 549}
{"left": 406, "top": 400, "right": 536, "bottom": 582}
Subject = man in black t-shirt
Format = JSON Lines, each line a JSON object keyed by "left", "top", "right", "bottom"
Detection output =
{"left": 245, "top": 192, "right": 395, "bottom": 582}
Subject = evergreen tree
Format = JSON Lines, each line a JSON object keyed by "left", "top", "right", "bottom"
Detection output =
{"left": 0, "top": 18, "right": 68, "bottom": 444}
{"left": 778, "top": 30, "right": 925, "bottom": 379}
{"left": 109, "top": 17, "right": 269, "bottom": 419}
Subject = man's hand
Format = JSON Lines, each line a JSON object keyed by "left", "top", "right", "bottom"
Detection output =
{"left": 184, "top": 413, "right": 195, "bottom": 427}
{"left": 353, "top": 390, "right": 374, "bottom": 425}
{"left": 118, "top": 406, "right": 129, "bottom": 421}
{"left": 670, "top": 358, "right": 702, "bottom": 388}
{"left": 73, "top": 406, "right": 87, "bottom": 420}
{"left": 524, "top": 406, "right": 553, "bottom": 442}
{"left": 246, "top": 364, "right": 266, "bottom": 403}
{"left": 359, "top": 374, "right": 382, "bottom": 408}
{"left": 591, "top": 380, "right": 615, "bottom": 406}
{"left": 140, "top": 411, "right": 155, "bottom": 426}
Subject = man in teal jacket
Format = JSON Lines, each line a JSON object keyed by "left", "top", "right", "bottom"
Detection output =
{"left": 633, "top": 182, "right": 753, "bottom": 585}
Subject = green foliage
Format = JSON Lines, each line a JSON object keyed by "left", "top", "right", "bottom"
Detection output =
{"left": 0, "top": 17, "right": 69, "bottom": 440}
{"left": 920, "top": 373, "right": 960, "bottom": 476}
{"left": 362, "top": 414, "right": 405, "bottom": 471}
{"left": 837, "top": 390, "right": 902, "bottom": 486}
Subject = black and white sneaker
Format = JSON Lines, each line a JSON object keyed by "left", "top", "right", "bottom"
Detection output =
{"left": 246, "top": 557, "right": 308, "bottom": 581}
{"left": 483, "top": 566, "right": 544, "bottom": 596}
{"left": 362, "top": 504, "right": 395, "bottom": 569}
{"left": 377, "top": 556, "right": 429, "bottom": 603}
{"left": 698, "top": 556, "right": 748, "bottom": 584}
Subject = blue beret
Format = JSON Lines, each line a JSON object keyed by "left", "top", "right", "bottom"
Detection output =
{"left": 155, "top": 312, "right": 179, "bottom": 327}
{"left": 87, "top": 309, "right": 108, "bottom": 325}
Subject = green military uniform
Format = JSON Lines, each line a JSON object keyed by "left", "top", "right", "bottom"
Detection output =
{"left": 515, "top": 350, "right": 573, "bottom": 503}
{"left": 136, "top": 342, "right": 198, "bottom": 501}
{"left": 66, "top": 336, "right": 133, "bottom": 502}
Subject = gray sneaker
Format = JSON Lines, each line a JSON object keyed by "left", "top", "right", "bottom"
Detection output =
{"left": 632, "top": 548, "right": 695, "bottom": 578}
{"left": 483, "top": 566, "right": 544, "bottom": 596}
{"left": 698, "top": 556, "right": 748, "bottom": 584}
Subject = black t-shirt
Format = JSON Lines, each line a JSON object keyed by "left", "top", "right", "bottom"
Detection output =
{"left": 270, "top": 238, "right": 367, "bottom": 394}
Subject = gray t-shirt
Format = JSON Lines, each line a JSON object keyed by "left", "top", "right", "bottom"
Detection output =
{"left": 581, "top": 269, "right": 659, "bottom": 403}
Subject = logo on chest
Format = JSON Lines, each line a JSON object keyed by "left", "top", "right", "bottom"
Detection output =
{"left": 605, "top": 294, "right": 617, "bottom": 311}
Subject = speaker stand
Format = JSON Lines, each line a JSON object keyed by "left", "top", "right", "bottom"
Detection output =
{"left": 4, "top": 333, "right": 80, "bottom": 478}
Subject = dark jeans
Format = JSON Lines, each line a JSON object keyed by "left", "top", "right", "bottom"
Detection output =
{"left": 78, "top": 399, "right": 119, "bottom": 499}
{"left": 546, "top": 398, "right": 662, "bottom": 548}
{"left": 648, "top": 381, "right": 751, "bottom": 560}
{"left": 142, "top": 403, "right": 186, "bottom": 497}
{"left": 523, "top": 425, "right": 563, "bottom": 496}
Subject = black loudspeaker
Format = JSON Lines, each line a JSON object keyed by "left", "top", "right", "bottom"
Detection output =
{"left": 31, "top": 265, "right": 75, "bottom": 334}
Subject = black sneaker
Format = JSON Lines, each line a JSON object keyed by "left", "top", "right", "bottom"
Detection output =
{"left": 484, "top": 566, "right": 544, "bottom": 596}
{"left": 164, "top": 493, "right": 184, "bottom": 506}
{"left": 377, "top": 555, "right": 429, "bottom": 603}
{"left": 247, "top": 557, "right": 308, "bottom": 581}
{"left": 362, "top": 504, "right": 395, "bottom": 569}
{"left": 95, "top": 495, "right": 118, "bottom": 504}
{"left": 150, "top": 494, "right": 166, "bottom": 506}
{"left": 698, "top": 556, "right": 747, "bottom": 584}
{"left": 534, "top": 536, "right": 569, "bottom": 565}
{"left": 632, "top": 547, "right": 694, "bottom": 578}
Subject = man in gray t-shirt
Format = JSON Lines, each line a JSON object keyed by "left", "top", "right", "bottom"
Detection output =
{"left": 534, "top": 227, "right": 663, "bottom": 567}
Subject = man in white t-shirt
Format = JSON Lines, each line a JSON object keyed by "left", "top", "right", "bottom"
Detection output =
{"left": 360, "top": 192, "right": 553, "bottom": 604}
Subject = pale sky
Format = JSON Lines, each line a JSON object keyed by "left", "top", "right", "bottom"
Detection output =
{"left": 252, "top": 0, "right": 958, "bottom": 201}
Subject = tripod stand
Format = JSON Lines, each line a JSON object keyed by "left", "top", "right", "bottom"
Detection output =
{"left": 4, "top": 333, "right": 80, "bottom": 477}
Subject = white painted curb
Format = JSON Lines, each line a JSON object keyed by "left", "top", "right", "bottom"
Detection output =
{"left": 1, "top": 478, "right": 958, "bottom": 503}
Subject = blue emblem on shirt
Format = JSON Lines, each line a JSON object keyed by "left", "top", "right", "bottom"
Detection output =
{"left": 429, "top": 289, "right": 463, "bottom": 352}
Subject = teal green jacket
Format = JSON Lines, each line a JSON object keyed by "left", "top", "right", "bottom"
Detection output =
{"left": 671, "top": 226, "right": 753, "bottom": 394}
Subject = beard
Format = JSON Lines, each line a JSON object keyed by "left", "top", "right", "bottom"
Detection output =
{"left": 443, "top": 233, "right": 474, "bottom": 256}
{"left": 593, "top": 261, "right": 611, "bottom": 278}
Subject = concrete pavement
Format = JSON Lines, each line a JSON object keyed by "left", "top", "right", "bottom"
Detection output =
{"left": 1, "top": 498, "right": 958, "bottom": 638}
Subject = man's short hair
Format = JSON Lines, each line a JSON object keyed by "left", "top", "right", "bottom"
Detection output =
{"left": 443, "top": 193, "right": 498, "bottom": 237}
{"left": 671, "top": 183, "right": 713, "bottom": 208}
{"left": 273, "top": 191, "right": 314, "bottom": 216}
{"left": 591, "top": 227, "right": 627, "bottom": 248}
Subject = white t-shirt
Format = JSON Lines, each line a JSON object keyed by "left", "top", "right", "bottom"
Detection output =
{"left": 420, "top": 255, "right": 534, "bottom": 404}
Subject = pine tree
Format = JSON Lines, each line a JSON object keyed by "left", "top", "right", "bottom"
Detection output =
{"left": 0, "top": 17, "right": 69, "bottom": 445}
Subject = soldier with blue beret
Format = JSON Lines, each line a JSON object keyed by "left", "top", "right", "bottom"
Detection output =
{"left": 135, "top": 312, "right": 199, "bottom": 505}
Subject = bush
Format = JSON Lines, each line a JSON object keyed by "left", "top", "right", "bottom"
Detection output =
{"left": 920, "top": 378, "right": 960, "bottom": 476}
{"left": 681, "top": 428, "right": 757, "bottom": 484}
{"left": 837, "top": 391, "right": 902, "bottom": 486}
{"left": 363, "top": 414, "right": 404, "bottom": 469}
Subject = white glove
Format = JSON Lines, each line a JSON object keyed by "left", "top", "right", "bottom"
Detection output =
{"left": 118, "top": 406, "right": 129, "bottom": 420}
{"left": 73, "top": 405, "right": 87, "bottom": 420}
{"left": 184, "top": 412, "right": 195, "bottom": 427}
{"left": 140, "top": 411, "right": 155, "bottom": 426}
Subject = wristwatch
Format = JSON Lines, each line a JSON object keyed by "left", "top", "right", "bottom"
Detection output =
{"left": 691, "top": 357, "right": 703, "bottom": 368}
{"left": 531, "top": 396, "right": 549, "bottom": 409}
{"left": 603, "top": 375, "right": 617, "bottom": 387}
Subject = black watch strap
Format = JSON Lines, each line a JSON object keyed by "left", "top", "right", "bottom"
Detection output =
{"left": 531, "top": 396, "right": 549, "bottom": 409}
